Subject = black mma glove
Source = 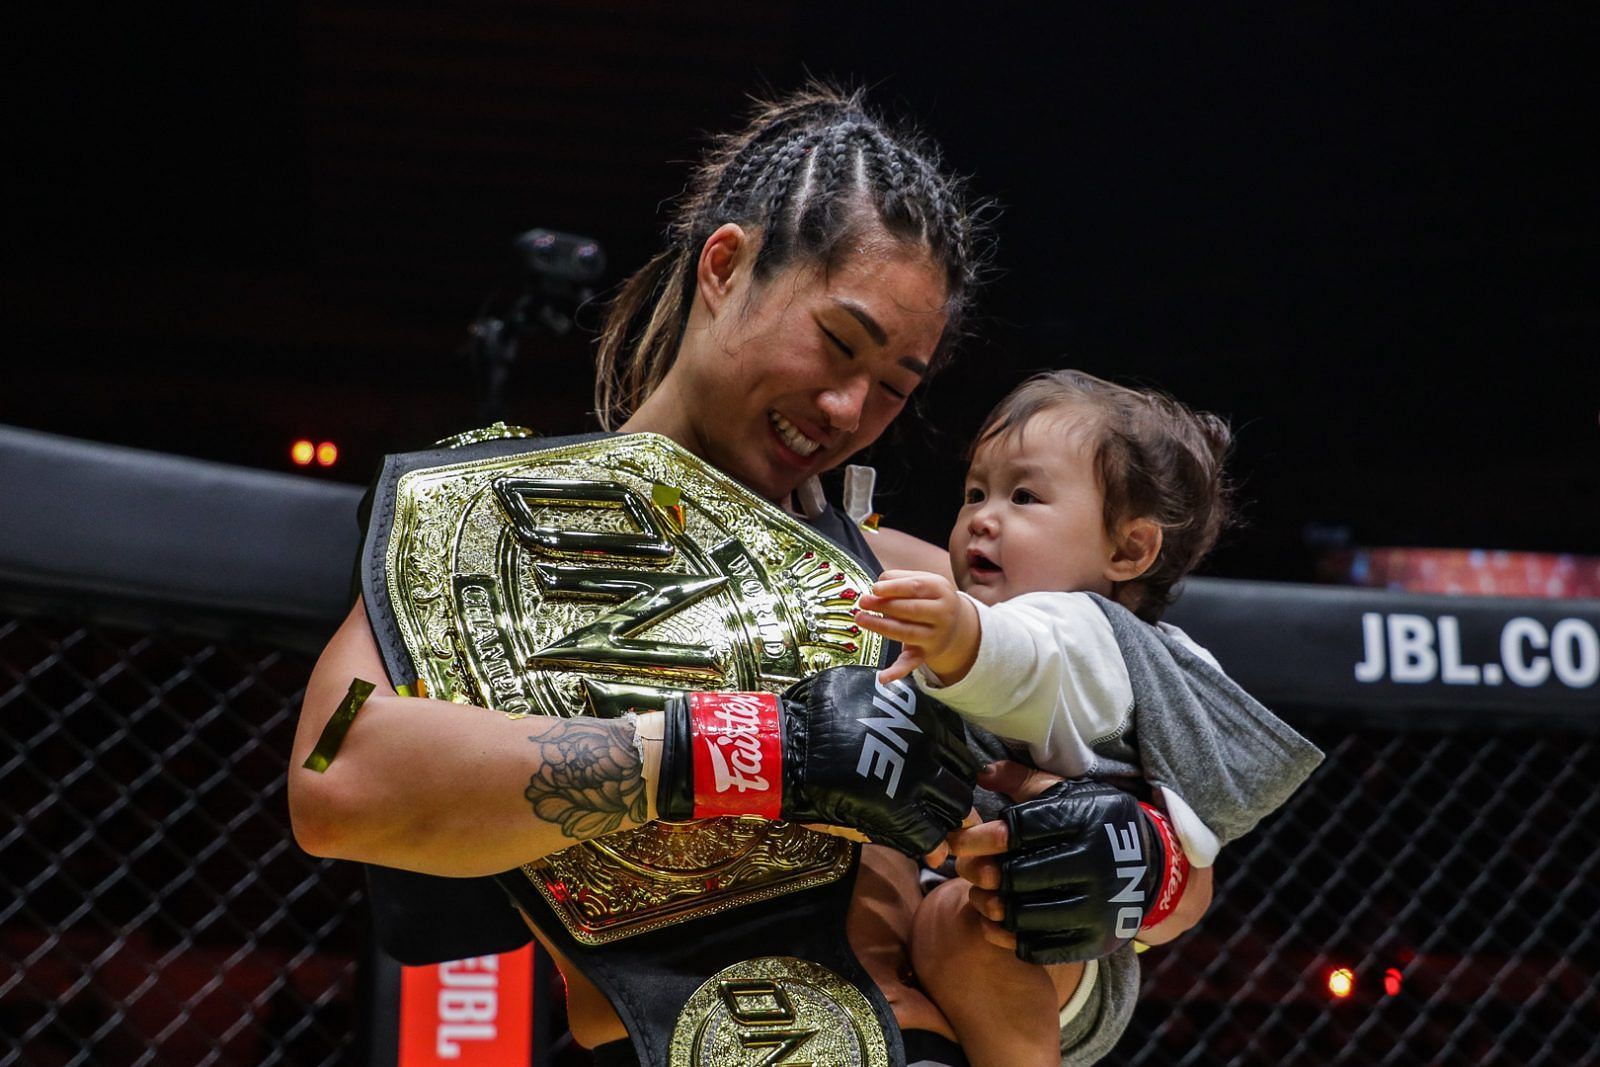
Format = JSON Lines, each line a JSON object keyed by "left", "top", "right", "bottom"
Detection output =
{"left": 656, "top": 665, "right": 979, "bottom": 857}
{"left": 1000, "top": 779, "right": 1191, "bottom": 963}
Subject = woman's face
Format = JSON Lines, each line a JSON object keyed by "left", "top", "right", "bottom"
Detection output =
{"left": 671, "top": 235, "right": 950, "bottom": 503}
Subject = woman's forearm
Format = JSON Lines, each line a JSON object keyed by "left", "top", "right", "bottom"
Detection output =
{"left": 291, "top": 696, "right": 650, "bottom": 876}
{"left": 289, "top": 599, "right": 652, "bottom": 875}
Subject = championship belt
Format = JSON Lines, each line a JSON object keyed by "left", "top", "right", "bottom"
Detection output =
{"left": 362, "top": 430, "right": 898, "bottom": 1066}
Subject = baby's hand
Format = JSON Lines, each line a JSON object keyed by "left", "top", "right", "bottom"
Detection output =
{"left": 854, "top": 569, "right": 981, "bottom": 685}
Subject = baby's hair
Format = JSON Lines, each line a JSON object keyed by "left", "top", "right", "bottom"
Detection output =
{"left": 972, "top": 369, "right": 1234, "bottom": 623}
{"left": 593, "top": 81, "right": 989, "bottom": 429}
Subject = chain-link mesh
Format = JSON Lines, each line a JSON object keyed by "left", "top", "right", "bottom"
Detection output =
{"left": 1125, "top": 726, "right": 1600, "bottom": 1066}
{"left": 0, "top": 610, "right": 363, "bottom": 1067}
{"left": 5, "top": 605, "right": 1597, "bottom": 1066}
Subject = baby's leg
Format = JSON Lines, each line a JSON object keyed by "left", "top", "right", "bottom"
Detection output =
{"left": 847, "top": 845, "right": 959, "bottom": 1042}
{"left": 911, "top": 876, "right": 1083, "bottom": 1067}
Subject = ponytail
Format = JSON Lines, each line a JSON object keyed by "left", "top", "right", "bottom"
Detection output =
{"left": 592, "top": 247, "right": 693, "bottom": 430}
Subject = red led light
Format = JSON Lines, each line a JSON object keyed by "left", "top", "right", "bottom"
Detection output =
{"left": 290, "top": 440, "right": 315, "bottom": 466}
{"left": 1384, "top": 967, "right": 1402, "bottom": 996}
{"left": 316, "top": 442, "right": 338, "bottom": 467}
{"left": 1327, "top": 968, "right": 1355, "bottom": 999}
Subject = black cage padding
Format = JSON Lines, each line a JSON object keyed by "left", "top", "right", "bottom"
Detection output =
{"left": 6, "top": 425, "right": 1596, "bottom": 721}
{"left": 0, "top": 425, "right": 361, "bottom": 629}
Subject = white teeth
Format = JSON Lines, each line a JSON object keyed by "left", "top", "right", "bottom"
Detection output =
{"left": 769, "top": 412, "right": 821, "bottom": 456}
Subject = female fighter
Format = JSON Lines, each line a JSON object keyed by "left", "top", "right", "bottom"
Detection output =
{"left": 290, "top": 85, "right": 1200, "bottom": 1065}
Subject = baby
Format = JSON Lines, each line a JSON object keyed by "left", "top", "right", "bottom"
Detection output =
{"left": 854, "top": 369, "right": 1322, "bottom": 1066}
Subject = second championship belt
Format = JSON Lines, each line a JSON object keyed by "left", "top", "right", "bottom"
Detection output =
{"left": 363, "top": 430, "right": 898, "bottom": 1066}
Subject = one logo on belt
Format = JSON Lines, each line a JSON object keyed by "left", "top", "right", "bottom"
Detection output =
{"left": 670, "top": 957, "right": 889, "bottom": 1067}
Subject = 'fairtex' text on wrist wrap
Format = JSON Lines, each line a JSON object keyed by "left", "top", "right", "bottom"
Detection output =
{"left": 1138, "top": 802, "right": 1190, "bottom": 931}
{"left": 688, "top": 692, "right": 783, "bottom": 820}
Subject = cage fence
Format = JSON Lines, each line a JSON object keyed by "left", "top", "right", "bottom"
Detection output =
{"left": 1130, "top": 726, "right": 1599, "bottom": 1066}
{"left": 3, "top": 599, "right": 1597, "bottom": 1066}
{"left": 1, "top": 608, "right": 363, "bottom": 1067}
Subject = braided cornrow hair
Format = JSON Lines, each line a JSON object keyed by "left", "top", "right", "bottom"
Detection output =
{"left": 594, "top": 83, "right": 988, "bottom": 429}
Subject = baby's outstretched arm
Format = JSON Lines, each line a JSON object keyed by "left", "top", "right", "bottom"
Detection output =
{"left": 855, "top": 569, "right": 982, "bottom": 684}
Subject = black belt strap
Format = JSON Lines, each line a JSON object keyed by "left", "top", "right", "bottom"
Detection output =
{"left": 496, "top": 850, "right": 905, "bottom": 1067}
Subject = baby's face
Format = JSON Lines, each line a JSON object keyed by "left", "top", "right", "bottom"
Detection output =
{"left": 949, "top": 409, "right": 1120, "bottom": 606}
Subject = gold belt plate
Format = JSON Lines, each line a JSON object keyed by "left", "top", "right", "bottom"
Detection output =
{"left": 384, "top": 433, "right": 880, "bottom": 943}
{"left": 670, "top": 957, "right": 889, "bottom": 1067}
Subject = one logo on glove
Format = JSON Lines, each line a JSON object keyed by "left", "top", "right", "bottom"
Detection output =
{"left": 1103, "top": 820, "right": 1149, "bottom": 940}
{"left": 1102, "top": 804, "right": 1190, "bottom": 939}
{"left": 690, "top": 692, "right": 783, "bottom": 820}
{"left": 853, "top": 679, "right": 924, "bottom": 800}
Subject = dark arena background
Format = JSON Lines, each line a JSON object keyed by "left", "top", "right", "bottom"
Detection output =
{"left": 4, "top": 5, "right": 1598, "bottom": 1066}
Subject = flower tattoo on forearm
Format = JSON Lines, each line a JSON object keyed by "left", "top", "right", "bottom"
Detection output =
{"left": 524, "top": 719, "right": 648, "bottom": 840}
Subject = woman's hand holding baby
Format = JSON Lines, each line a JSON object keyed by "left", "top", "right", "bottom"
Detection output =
{"left": 854, "top": 569, "right": 982, "bottom": 685}
{"left": 948, "top": 761, "right": 1204, "bottom": 963}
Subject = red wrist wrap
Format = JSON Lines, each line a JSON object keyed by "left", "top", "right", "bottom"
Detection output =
{"left": 1138, "top": 802, "right": 1191, "bottom": 932}
{"left": 688, "top": 692, "right": 783, "bottom": 820}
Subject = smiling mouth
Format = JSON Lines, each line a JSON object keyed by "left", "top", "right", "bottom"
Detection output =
{"left": 769, "top": 411, "right": 822, "bottom": 457}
